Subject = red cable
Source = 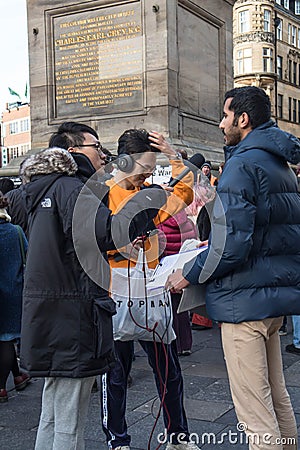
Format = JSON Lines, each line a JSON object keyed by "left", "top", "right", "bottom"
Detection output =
{"left": 126, "top": 236, "right": 172, "bottom": 449}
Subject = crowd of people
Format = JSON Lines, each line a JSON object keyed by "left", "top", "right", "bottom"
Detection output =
{"left": 0, "top": 86, "right": 300, "bottom": 450}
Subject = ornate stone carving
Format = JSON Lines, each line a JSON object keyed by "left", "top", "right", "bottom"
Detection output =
{"left": 235, "top": 0, "right": 273, "bottom": 5}
{"left": 288, "top": 49, "right": 300, "bottom": 59}
{"left": 234, "top": 31, "right": 274, "bottom": 45}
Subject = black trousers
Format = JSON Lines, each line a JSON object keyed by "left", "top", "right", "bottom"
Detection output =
{"left": 101, "top": 339, "right": 189, "bottom": 448}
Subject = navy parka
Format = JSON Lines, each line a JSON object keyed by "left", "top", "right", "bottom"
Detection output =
{"left": 183, "top": 121, "right": 300, "bottom": 323}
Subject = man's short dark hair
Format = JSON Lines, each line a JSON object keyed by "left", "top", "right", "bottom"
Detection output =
{"left": 224, "top": 86, "right": 271, "bottom": 129}
{"left": 49, "top": 122, "right": 99, "bottom": 149}
{"left": 117, "top": 129, "right": 159, "bottom": 156}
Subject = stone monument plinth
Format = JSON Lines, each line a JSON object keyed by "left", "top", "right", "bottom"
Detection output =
{"left": 26, "top": 0, "right": 234, "bottom": 162}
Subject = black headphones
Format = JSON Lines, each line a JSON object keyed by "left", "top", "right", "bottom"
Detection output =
{"left": 115, "top": 153, "right": 135, "bottom": 173}
{"left": 116, "top": 129, "right": 153, "bottom": 173}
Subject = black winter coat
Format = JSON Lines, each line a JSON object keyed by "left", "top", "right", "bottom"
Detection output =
{"left": 20, "top": 149, "right": 166, "bottom": 377}
{"left": 7, "top": 187, "right": 29, "bottom": 236}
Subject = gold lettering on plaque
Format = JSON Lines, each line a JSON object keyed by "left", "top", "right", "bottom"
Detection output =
{"left": 53, "top": 6, "right": 143, "bottom": 114}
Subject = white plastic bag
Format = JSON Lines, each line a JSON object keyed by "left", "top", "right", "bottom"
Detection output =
{"left": 111, "top": 249, "right": 176, "bottom": 343}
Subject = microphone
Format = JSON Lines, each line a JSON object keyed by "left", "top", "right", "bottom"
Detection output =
{"left": 168, "top": 167, "right": 191, "bottom": 187}
{"left": 168, "top": 152, "right": 205, "bottom": 187}
{"left": 188, "top": 153, "right": 205, "bottom": 170}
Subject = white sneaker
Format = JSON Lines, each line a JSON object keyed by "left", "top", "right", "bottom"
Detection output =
{"left": 113, "top": 447, "right": 130, "bottom": 450}
{"left": 166, "top": 442, "right": 201, "bottom": 450}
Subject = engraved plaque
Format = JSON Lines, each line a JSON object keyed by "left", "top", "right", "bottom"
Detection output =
{"left": 48, "top": 1, "right": 144, "bottom": 118}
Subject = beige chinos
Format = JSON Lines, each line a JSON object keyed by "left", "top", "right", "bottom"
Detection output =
{"left": 222, "top": 317, "right": 298, "bottom": 450}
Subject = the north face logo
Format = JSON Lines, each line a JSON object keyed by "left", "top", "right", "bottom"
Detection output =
{"left": 41, "top": 198, "right": 52, "bottom": 208}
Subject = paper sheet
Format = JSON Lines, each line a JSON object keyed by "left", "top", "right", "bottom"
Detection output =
{"left": 147, "top": 245, "right": 207, "bottom": 290}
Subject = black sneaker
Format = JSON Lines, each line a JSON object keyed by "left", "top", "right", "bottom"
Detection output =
{"left": 278, "top": 325, "right": 287, "bottom": 336}
{"left": 285, "top": 344, "right": 300, "bottom": 355}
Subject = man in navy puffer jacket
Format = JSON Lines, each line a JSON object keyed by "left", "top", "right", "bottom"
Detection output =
{"left": 167, "top": 87, "right": 300, "bottom": 449}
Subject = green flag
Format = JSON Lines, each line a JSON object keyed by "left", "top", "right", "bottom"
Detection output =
{"left": 24, "top": 83, "right": 28, "bottom": 99}
{"left": 8, "top": 87, "right": 21, "bottom": 99}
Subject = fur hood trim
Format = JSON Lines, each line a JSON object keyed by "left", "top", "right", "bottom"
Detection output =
{"left": 21, "top": 147, "right": 78, "bottom": 184}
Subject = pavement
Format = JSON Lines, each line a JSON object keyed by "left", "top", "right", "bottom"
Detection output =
{"left": 0, "top": 318, "right": 300, "bottom": 450}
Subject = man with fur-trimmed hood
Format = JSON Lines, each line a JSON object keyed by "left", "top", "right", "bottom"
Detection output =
{"left": 19, "top": 142, "right": 167, "bottom": 450}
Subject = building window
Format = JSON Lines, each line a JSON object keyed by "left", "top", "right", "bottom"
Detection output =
{"left": 293, "top": 62, "right": 297, "bottom": 84}
{"left": 277, "top": 19, "right": 283, "bottom": 40}
{"left": 298, "top": 100, "right": 300, "bottom": 123}
{"left": 295, "top": 1, "right": 300, "bottom": 14}
{"left": 9, "top": 147, "right": 19, "bottom": 159}
{"left": 276, "top": 0, "right": 281, "bottom": 3}
{"left": 264, "top": 10, "right": 271, "bottom": 32}
{"left": 237, "top": 48, "right": 252, "bottom": 74}
{"left": 263, "top": 47, "right": 273, "bottom": 72}
{"left": 293, "top": 99, "right": 297, "bottom": 122}
{"left": 277, "top": 56, "right": 283, "bottom": 79}
{"left": 288, "top": 97, "right": 292, "bottom": 121}
{"left": 292, "top": 26, "right": 297, "bottom": 46}
{"left": 278, "top": 94, "right": 283, "bottom": 119}
{"left": 284, "top": 0, "right": 289, "bottom": 8}
{"left": 20, "top": 119, "right": 29, "bottom": 133}
{"left": 237, "top": 51, "right": 242, "bottom": 74}
{"left": 20, "top": 144, "right": 30, "bottom": 155}
{"left": 9, "top": 122, "right": 19, "bottom": 135}
{"left": 298, "top": 29, "right": 300, "bottom": 48}
{"left": 289, "top": 59, "right": 292, "bottom": 81}
{"left": 239, "top": 10, "right": 250, "bottom": 33}
{"left": 288, "top": 24, "right": 296, "bottom": 45}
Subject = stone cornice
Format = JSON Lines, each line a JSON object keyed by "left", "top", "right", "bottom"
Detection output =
{"left": 235, "top": 0, "right": 274, "bottom": 5}
{"left": 234, "top": 31, "right": 274, "bottom": 45}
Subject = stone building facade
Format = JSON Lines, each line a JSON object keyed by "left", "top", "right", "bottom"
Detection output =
{"left": 24, "top": 0, "right": 234, "bottom": 165}
{"left": 233, "top": 0, "right": 300, "bottom": 137}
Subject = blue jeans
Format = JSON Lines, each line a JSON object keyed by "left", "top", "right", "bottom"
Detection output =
{"left": 292, "top": 315, "right": 300, "bottom": 348}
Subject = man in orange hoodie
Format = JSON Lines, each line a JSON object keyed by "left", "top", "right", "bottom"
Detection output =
{"left": 100, "top": 129, "right": 200, "bottom": 450}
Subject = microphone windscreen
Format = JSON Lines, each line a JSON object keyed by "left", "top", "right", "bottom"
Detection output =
{"left": 189, "top": 153, "right": 205, "bottom": 169}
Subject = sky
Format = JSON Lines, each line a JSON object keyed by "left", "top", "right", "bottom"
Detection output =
{"left": 0, "top": 0, "right": 29, "bottom": 112}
